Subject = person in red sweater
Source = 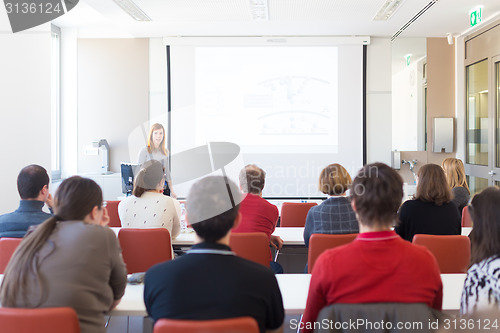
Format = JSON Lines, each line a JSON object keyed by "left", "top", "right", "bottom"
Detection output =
{"left": 233, "top": 164, "right": 284, "bottom": 273}
{"left": 301, "top": 163, "right": 443, "bottom": 333}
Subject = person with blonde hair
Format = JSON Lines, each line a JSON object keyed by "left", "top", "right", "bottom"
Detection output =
{"left": 0, "top": 176, "right": 127, "bottom": 333}
{"left": 442, "top": 157, "right": 470, "bottom": 216}
{"left": 396, "top": 163, "right": 461, "bottom": 242}
{"left": 303, "top": 163, "right": 358, "bottom": 248}
{"left": 137, "top": 123, "right": 176, "bottom": 198}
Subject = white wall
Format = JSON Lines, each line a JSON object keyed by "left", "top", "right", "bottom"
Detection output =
{"left": 0, "top": 31, "right": 52, "bottom": 213}
{"left": 61, "top": 28, "right": 78, "bottom": 178}
{"left": 149, "top": 38, "right": 168, "bottom": 124}
{"left": 366, "top": 37, "right": 392, "bottom": 165}
{"left": 77, "top": 38, "right": 150, "bottom": 173}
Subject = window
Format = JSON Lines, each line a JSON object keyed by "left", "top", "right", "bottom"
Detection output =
{"left": 466, "top": 59, "right": 488, "bottom": 166}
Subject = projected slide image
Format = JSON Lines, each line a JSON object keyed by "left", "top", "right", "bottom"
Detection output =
{"left": 251, "top": 76, "right": 332, "bottom": 138}
{"left": 195, "top": 47, "right": 339, "bottom": 149}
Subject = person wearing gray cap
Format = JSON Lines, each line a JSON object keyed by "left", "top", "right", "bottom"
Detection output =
{"left": 144, "top": 175, "right": 284, "bottom": 333}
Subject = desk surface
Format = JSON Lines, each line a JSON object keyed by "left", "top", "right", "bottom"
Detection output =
{"left": 111, "top": 227, "right": 306, "bottom": 246}
{"left": 112, "top": 227, "right": 472, "bottom": 246}
{"left": 0, "top": 273, "right": 465, "bottom": 316}
{"left": 462, "top": 227, "right": 471, "bottom": 236}
{"left": 112, "top": 273, "right": 466, "bottom": 317}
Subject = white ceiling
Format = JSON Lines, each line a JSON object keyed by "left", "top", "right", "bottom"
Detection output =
{"left": 53, "top": 0, "right": 500, "bottom": 39}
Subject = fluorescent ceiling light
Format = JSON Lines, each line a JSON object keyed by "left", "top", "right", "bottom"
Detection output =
{"left": 478, "top": 90, "right": 488, "bottom": 94}
{"left": 113, "top": 0, "right": 152, "bottom": 21}
{"left": 250, "top": 0, "right": 269, "bottom": 21}
{"left": 373, "top": 0, "right": 408, "bottom": 21}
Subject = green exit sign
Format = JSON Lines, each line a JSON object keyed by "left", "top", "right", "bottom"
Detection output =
{"left": 470, "top": 7, "right": 482, "bottom": 27}
{"left": 405, "top": 54, "right": 411, "bottom": 67}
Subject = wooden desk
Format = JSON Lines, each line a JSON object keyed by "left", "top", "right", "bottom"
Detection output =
{"left": 111, "top": 273, "right": 466, "bottom": 317}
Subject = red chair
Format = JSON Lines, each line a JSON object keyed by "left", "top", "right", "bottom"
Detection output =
{"left": 0, "top": 307, "right": 80, "bottom": 333}
{"left": 106, "top": 200, "right": 122, "bottom": 227}
{"left": 0, "top": 238, "right": 22, "bottom": 274}
{"left": 308, "top": 233, "right": 358, "bottom": 273}
{"left": 280, "top": 202, "right": 317, "bottom": 227}
{"left": 118, "top": 228, "right": 172, "bottom": 273}
{"left": 462, "top": 206, "right": 473, "bottom": 227}
{"left": 229, "top": 232, "right": 270, "bottom": 267}
{"left": 154, "top": 317, "right": 259, "bottom": 333}
{"left": 412, "top": 234, "right": 471, "bottom": 273}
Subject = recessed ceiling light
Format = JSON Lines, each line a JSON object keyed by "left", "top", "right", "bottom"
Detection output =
{"left": 113, "top": 0, "right": 152, "bottom": 22}
{"left": 373, "top": 0, "right": 408, "bottom": 21}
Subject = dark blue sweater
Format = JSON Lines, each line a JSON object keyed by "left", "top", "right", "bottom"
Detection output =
{"left": 0, "top": 200, "right": 52, "bottom": 238}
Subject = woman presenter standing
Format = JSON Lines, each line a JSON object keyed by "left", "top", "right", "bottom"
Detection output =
{"left": 138, "top": 123, "right": 176, "bottom": 198}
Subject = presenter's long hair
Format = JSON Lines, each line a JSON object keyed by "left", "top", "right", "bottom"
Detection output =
{"left": 0, "top": 176, "right": 103, "bottom": 307}
{"left": 147, "top": 123, "right": 168, "bottom": 156}
{"left": 442, "top": 158, "right": 470, "bottom": 194}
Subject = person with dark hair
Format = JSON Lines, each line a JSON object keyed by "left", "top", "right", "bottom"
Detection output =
{"left": 137, "top": 123, "right": 176, "bottom": 198}
{"left": 303, "top": 163, "right": 358, "bottom": 248}
{"left": 0, "top": 176, "right": 127, "bottom": 333}
{"left": 0, "top": 164, "right": 53, "bottom": 238}
{"left": 118, "top": 160, "right": 180, "bottom": 234}
{"left": 396, "top": 163, "right": 461, "bottom": 242}
{"left": 233, "top": 164, "right": 283, "bottom": 273}
{"left": 461, "top": 187, "right": 500, "bottom": 314}
{"left": 301, "top": 163, "right": 442, "bottom": 333}
{"left": 144, "top": 176, "right": 285, "bottom": 333}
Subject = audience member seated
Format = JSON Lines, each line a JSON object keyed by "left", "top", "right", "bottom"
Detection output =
{"left": 0, "top": 176, "right": 127, "bottom": 333}
{"left": 118, "top": 160, "right": 181, "bottom": 240}
{"left": 461, "top": 187, "right": 500, "bottom": 314}
{"left": 303, "top": 163, "right": 358, "bottom": 248}
{"left": 442, "top": 157, "right": 470, "bottom": 217}
{"left": 144, "top": 176, "right": 284, "bottom": 333}
{"left": 301, "top": 163, "right": 442, "bottom": 333}
{"left": 396, "top": 163, "right": 461, "bottom": 242}
{"left": 0, "top": 165, "right": 53, "bottom": 238}
{"left": 232, "top": 164, "right": 283, "bottom": 273}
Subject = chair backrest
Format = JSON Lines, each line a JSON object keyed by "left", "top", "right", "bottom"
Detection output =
{"left": 106, "top": 200, "right": 122, "bottom": 227}
{"left": 308, "top": 233, "right": 358, "bottom": 273}
{"left": 316, "top": 303, "right": 442, "bottom": 333}
{"left": 280, "top": 202, "right": 318, "bottom": 227}
{"left": 229, "top": 232, "right": 270, "bottom": 267}
{"left": 0, "top": 238, "right": 22, "bottom": 274}
{"left": 154, "top": 317, "right": 259, "bottom": 333}
{"left": 412, "top": 234, "right": 471, "bottom": 273}
{"left": 462, "top": 206, "right": 473, "bottom": 227}
{"left": 0, "top": 307, "right": 80, "bottom": 333}
{"left": 118, "top": 228, "right": 172, "bottom": 273}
